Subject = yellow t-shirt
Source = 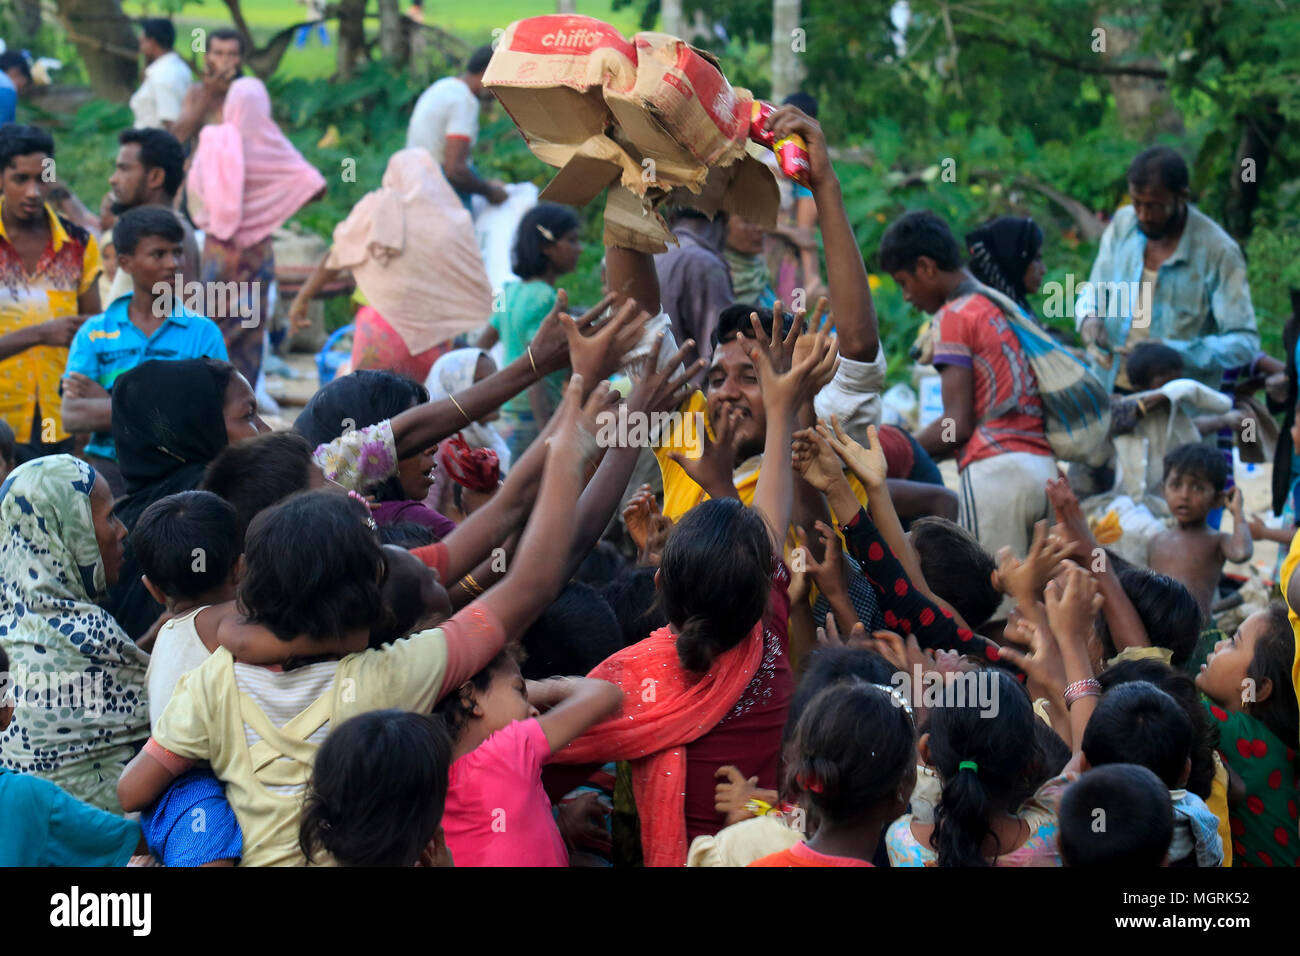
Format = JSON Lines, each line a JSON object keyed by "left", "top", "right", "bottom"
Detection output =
{"left": 0, "top": 202, "right": 101, "bottom": 443}
{"left": 654, "top": 390, "right": 871, "bottom": 554}
{"left": 1279, "top": 530, "right": 1300, "bottom": 711}
{"left": 154, "top": 629, "right": 450, "bottom": 867}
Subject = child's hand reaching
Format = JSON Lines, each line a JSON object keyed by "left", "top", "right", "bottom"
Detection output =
{"left": 795, "top": 521, "right": 850, "bottom": 604}
{"left": 791, "top": 427, "right": 845, "bottom": 493}
{"left": 1045, "top": 476, "right": 1098, "bottom": 564}
{"left": 1043, "top": 561, "right": 1103, "bottom": 660}
{"left": 714, "top": 765, "right": 781, "bottom": 827}
{"left": 817, "top": 417, "right": 888, "bottom": 491}
{"left": 996, "top": 605, "right": 1068, "bottom": 703}
{"left": 991, "top": 520, "right": 1072, "bottom": 600}
{"left": 816, "top": 610, "right": 870, "bottom": 648}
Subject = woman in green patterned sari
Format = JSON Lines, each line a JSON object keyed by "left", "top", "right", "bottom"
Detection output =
{"left": 0, "top": 455, "right": 149, "bottom": 813}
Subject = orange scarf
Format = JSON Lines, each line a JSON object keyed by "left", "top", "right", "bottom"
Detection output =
{"left": 552, "top": 623, "right": 763, "bottom": 867}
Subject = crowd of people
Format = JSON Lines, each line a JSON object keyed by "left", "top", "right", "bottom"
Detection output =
{"left": 0, "top": 18, "right": 1297, "bottom": 872}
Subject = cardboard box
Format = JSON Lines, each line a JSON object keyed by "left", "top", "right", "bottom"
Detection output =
{"left": 485, "top": 15, "right": 777, "bottom": 252}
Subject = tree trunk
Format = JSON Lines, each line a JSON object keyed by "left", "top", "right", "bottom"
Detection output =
{"left": 379, "top": 0, "right": 403, "bottom": 60}
{"left": 771, "top": 0, "right": 802, "bottom": 103}
{"left": 1096, "top": 8, "right": 1184, "bottom": 139}
{"left": 1223, "top": 103, "right": 1286, "bottom": 239}
{"left": 53, "top": 0, "right": 139, "bottom": 103}
{"left": 336, "top": 0, "right": 368, "bottom": 78}
{"left": 660, "top": 0, "right": 684, "bottom": 38}
{"left": 12, "top": 0, "right": 43, "bottom": 43}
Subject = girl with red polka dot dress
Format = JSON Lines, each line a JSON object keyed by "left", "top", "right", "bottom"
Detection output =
{"left": 1195, "top": 603, "right": 1300, "bottom": 867}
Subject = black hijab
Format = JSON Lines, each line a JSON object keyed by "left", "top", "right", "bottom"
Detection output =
{"left": 104, "top": 358, "right": 234, "bottom": 641}
{"left": 294, "top": 370, "right": 428, "bottom": 502}
{"left": 112, "top": 357, "right": 235, "bottom": 528}
{"left": 966, "top": 216, "right": 1044, "bottom": 316}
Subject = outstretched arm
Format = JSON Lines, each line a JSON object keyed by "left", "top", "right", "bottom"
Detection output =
{"left": 765, "top": 106, "right": 877, "bottom": 363}
{"left": 476, "top": 377, "right": 606, "bottom": 638}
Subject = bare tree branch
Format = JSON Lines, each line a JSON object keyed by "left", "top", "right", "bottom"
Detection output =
{"left": 952, "top": 28, "right": 1170, "bottom": 79}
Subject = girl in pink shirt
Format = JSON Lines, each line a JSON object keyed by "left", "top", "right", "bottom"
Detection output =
{"left": 436, "top": 647, "right": 621, "bottom": 866}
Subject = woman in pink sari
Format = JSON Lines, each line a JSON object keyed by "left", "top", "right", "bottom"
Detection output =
{"left": 288, "top": 148, "right": 492, "bottom": 380}
{"left": 189, "top": 77, "right": 326, "bottom": 388}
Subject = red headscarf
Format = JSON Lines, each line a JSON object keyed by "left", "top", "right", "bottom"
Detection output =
{"left": 437, "top": 432, "right": 500, "bottom": 492}
{"left": 551, "top": 622, "right": 764, "bottom": 867}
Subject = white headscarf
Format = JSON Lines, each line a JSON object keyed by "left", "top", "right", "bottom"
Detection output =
{"left": 425, "top": 348, "right": 512, "bottom": 474}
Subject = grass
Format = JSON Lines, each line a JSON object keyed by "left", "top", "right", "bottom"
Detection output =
{"left": 124, "top": 0, "right": 649, "bottom": 80}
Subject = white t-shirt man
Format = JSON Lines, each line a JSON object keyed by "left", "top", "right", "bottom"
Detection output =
{"left": 406, "top": 75, "right": 479, "bottom": 165}
{"left": 130, "top": 50, "right": 194, "bottom": 130}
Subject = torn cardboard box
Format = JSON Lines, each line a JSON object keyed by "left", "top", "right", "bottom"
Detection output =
{"left": 485, "top": 14, "right": 778, "bottom": 253}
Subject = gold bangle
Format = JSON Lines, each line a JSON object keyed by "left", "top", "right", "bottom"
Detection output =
{"left": 449, "top": 394, "right": 471, "bottom": 426}
{"left": 1136, "top": 397, "right": 1148, "bottom": 417}
{"left": 462, "top": 573, "right": 485, "bottom": 597}
{"left": 527, "top": 346, "right": 539, "bottom": 377}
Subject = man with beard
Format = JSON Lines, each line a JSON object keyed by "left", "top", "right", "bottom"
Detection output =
{"left": 170, "top": 27, "right": 245, "bottom": 145}
{"left": 100, "top": 127, "right": 198, "bottom": 302}
{"left": 1076, "top": 147, "right": 1258, "bottom": 393}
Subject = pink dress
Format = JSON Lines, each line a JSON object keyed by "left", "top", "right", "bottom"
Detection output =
{"left": 443, "top": 718, "right": 568, "bottom": 867}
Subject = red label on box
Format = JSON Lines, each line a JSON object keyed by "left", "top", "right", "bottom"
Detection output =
{"left": 504, "top": 16, "right": 635, "bottom": 61}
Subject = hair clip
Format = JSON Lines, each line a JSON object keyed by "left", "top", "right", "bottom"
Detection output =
{"left": 870, "top": 681, "right": 914, "bottom": 718}
{"left": 536, "top": 224, "right": 555, "bottom": 242}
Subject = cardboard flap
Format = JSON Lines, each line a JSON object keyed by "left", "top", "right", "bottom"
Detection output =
{"left": 539, "top": 151, "right": 626, "bottom": 206}
{"left": 603, "top": 185, "right": 675, "bottom": 254}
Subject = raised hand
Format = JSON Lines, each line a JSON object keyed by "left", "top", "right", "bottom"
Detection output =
{"left": 625, "top": 333, "right": 703, "bottom": 418}
{"left": 1043, "top": 560, "right": 1104, "bottom": 658}
{"left": 561, "top": 296, "right": 654, "bottom": 388}
{"left": 816, "top": 610, "right": 869, "bottom": 649}
{"left": 995, "top": 605, "right": 1067, "bottom": 702}
{"left": 668, "top": 405, "right": 743, "bottom": 499}
{"left": 991, "top": 520, "right": 1072, "bottom": 601}
{"left": 791, "top": 426, "right": 845, "bottom": 493}
{"left": 818, "top": 416, "right": 887, "bottom": 491}
{"left": 795, "top": 521, "right": 849, "bottom": 603}
{"left": 738, "top": 310, "right": 838, "bottom": 414}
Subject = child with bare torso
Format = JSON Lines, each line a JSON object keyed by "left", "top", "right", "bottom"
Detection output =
{"left": 1147, "top": 442, "right": 1252, "bottom": 617}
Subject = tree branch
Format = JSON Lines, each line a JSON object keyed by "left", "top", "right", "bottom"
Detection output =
{"left": 953, "top": 28, "right": 1170, "bottom": 79}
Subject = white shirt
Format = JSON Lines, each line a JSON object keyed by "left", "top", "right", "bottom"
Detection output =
{"left": 130, "top": 50, "right": 194, "bottom": 130}
{"left": 146, "top": 607, "right": 211, "bottom": 730}
{"left": 406, "top": 75, "right": 480, "bottom": 165}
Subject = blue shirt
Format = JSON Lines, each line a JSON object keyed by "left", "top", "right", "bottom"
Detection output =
{"left": 1074, "top": 204, "right": 1259, "bottom": 391}
{"left": 0, "top": 769, "right": 140, "bottom": 866}
{"left": 0, "top": 71, "right": 16, "bottom": 124}
{"left": 64, "top": 292, "right": 228, "bottom": 460}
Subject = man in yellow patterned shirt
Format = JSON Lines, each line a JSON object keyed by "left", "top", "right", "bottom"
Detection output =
{"left": 0, "top": 124, "right": 101, "bottom": 461}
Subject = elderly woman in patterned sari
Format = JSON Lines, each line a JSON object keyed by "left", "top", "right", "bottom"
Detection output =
{"left": 0, "top": 455, "right": 149, "bottom": 813}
